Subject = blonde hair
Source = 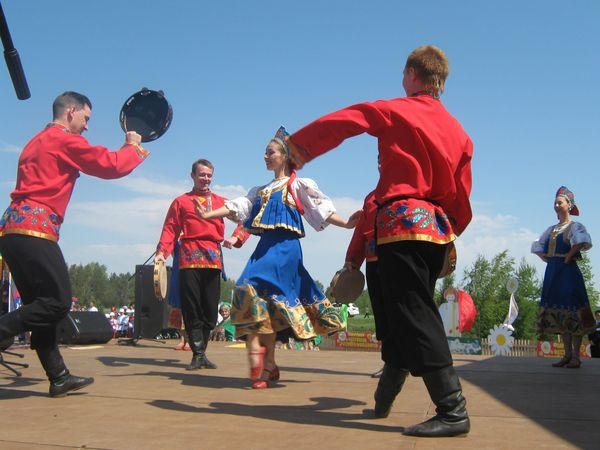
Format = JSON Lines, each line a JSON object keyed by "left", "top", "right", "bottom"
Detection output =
{"left": 405, "top": 45, "right": 449, "bottom": 96}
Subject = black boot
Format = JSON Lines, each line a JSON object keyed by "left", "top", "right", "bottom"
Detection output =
{"left": 36, "top": 346, "right": 94, "bottom": 398}
{"left": 186, "top": 329, "right": 217, "bottom": 370}
{"left": 402, "top": 366, "right": 470, "bottom": 437}
{"left": 49, "top": 371, "right": 95, "bottom": 398}
{"left": 186, "top": 329, "right": 203, "bottom": 370}
{"left": 201, "top": 327, "right": 217, "bottom": 369}
{"left": 373, "top": 364, "right": 409, "bottom": 418}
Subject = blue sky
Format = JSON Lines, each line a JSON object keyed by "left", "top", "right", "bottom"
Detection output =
{"left": 1, "top": 1, "right": 599, "bottom": 290}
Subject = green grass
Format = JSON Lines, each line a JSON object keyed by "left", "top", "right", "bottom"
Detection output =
{"left": 346, "top": 315, "right": 376, "bottom": 332}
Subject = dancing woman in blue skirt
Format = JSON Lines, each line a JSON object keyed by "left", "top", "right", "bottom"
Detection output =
{"left": 197, "top": 127, "right": 360, "bottom": 388}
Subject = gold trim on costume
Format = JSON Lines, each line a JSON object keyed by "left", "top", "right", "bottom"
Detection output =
{"left": 1, "top": 228, "right": 58, "bottom": 242}
{"left": 246, "top": 180, "right": 304, "bottom": 236}
{"left": 546, "top": 222, "right": 572, "bottom": 257}
{"left": 179, "top": 263, "right": 221, "bottom": 270}
{"left": 377, "top": 233, "right": 455, "bottom": 246}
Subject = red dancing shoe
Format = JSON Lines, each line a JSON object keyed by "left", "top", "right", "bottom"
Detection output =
{"left": 252, "top": 380, "right": 268, "bottom": 389}
{"left": 174, "top": 342, "right": 185, "bottom": 350}
{"left": 249, "top": 346, "right": 266, "bottom": 381}
{"left": 251, "top": 366, "right": 279, "bottom": 389}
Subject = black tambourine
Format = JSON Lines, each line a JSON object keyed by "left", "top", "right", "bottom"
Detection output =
{"left": 120, "top": 88, "right": 172, "bottom": 142}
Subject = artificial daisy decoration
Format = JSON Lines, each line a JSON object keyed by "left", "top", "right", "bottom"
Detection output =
{"left": 540, "top": 341, "right": 552, "bottom": 355}
{"left": 488, "top": 324, "right": 515, "bottom": 356}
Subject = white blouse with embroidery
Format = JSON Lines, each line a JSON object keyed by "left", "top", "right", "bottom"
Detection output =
{"left": 225, "top": 177, "right": 336, "bottom": 232}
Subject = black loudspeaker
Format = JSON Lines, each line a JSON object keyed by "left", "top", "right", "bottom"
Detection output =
{"left": 57, "top": 311, "right": 114, "bottom": 345}
{"left": 134, "top": 265, "right": 170, "bottom": 339}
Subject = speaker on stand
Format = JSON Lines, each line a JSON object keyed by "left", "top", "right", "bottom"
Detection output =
{"left": 57, "top": 311, "right": 114, "bottom": 345}
{"left": 118, "top": 264, "right": 169, "bottom": 345}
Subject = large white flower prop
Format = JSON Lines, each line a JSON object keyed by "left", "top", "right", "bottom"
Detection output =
{"left": 488, "top": 324, "right": 515, "bottom": 356}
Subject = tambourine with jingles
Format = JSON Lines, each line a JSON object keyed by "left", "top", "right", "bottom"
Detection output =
{"left": 120, "top": 88, "right": 172, "bottom": 142}
{"left": 438, "top": 242, "right": 457, "bottom": 279}
{"left": 153, "top": 260, "right": 168, "bottom": 300}
{"left": 328, "top": 267, "right": 365, "bottom": 304}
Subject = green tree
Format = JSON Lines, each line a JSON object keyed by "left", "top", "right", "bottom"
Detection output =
{"left": 315, "top": 279, "right": 325, "bottom": 293}
{"left": 107, "top": 272, "right": 135, "bottom": 309}
{"left": 354, "top": 289, "right": 371, "bottom": 312}
{"left": 452, "top": 252, "right": 547, "bottom": 341}
{"left": 579, "top": 252, "right": 600, "bottom": 310}
{"left": 69, "top": 262, "right": 111, "bottom": 311}
{"left": 511, "top": 259, "right": 542, "bottom": 340}
{"left": 437, "top": 253, "right": 542, "bottom": 340}
{"left": 220, "top": 278, "right": 237, "bottom": 303}
{"left": 461, "top": 251, "right": 518, "bottom": 339}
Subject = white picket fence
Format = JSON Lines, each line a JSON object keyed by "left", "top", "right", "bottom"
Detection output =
{"left": 480, "top": 338, "right": 537, "bottom": 357}
{"left": 320, "top": 333, "right": 593, "bottom": 357}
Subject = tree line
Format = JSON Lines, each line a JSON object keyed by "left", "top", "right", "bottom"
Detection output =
{"left": 67, "top": 263, "right": 239, "bottom": 311}
{"left": 68, "top": 251, "right": 599, "bottom": 341}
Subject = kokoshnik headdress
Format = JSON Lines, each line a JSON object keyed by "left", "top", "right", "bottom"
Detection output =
{"left": 273, "top": 126, "right": 304, "bottom": 215}
{"left": 556, "top": 185, "right": 579, "bottom": 216}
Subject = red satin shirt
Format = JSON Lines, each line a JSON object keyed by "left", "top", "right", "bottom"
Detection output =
{"left": 156, "top": 191, "right": 249, "bottom": 270}
{"left": 0, "top": 123, "right": 149, "bottom": 241}
{"left": 290, "top": 94, "right": 473, "bottom": 244}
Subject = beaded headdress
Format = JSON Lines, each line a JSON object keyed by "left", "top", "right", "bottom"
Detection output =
{"left": 272, "top": 126, "right": 304, "bottom": 215}
{"left": 556, "top": 186, "right": 579, "bottom": 216}
{"left": 273, "top": 126, "right": 290, "bottom": 155}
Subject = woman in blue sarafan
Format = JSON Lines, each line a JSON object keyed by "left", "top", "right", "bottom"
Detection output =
{"left": 197, "top": 127, "right": 360, "bottom": 388}
{"left": 531, "top": 186, "right": 595, "bottom": 368}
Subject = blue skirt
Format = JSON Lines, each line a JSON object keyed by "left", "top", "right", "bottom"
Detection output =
{"left": 167, "top": 241, "right": 181, "bottom": 309}
{"left": 538, "top": 258, "right": 595, "bottom": 335}
{"left": 231, "top": 229, "right": 344, "bottom": 339}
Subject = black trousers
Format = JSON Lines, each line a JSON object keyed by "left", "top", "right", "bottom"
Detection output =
{"left": 179, "top": 268, "right": 220, "bottom": 332}
{"left": 377, "top": 240, "right": 452, "bottom": 376}
{"left": 0, "top": 234, "right": 71, "bottom": 350}
{"left": 365, "top": 261, "right": 386, "bottom": 341}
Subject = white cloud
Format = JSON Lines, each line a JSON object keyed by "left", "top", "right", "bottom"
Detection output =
{"left": 0, "top": 143, "right": 21, "bottom": 153}
{"left": 68, "top": 197, "right": 170, "bottom": 235}
{"left": 212, "top": 184, "right": 254, "bottom": 200}
{"left": 112, "top": 176, "right": 186, "bottom": 197}
{"left": 456, "top": 214, "right": 544, "bottom": 283}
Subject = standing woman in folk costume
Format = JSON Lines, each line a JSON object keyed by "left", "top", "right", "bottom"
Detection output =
{"left": 197, "top": 127, "right": 361, "bottom": 389}
{"left": 532, "top": 186, "right": 595, "bottom": 368}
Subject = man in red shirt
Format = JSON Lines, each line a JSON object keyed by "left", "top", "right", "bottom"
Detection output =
{"left": 0, "top": 91, "right": 149, "bottom": 397}
{"left": 155, "top": 159, "right": 248, "bottom": 370}
{"left": 288, "top": 46, "right": 473, "bottom": 437}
